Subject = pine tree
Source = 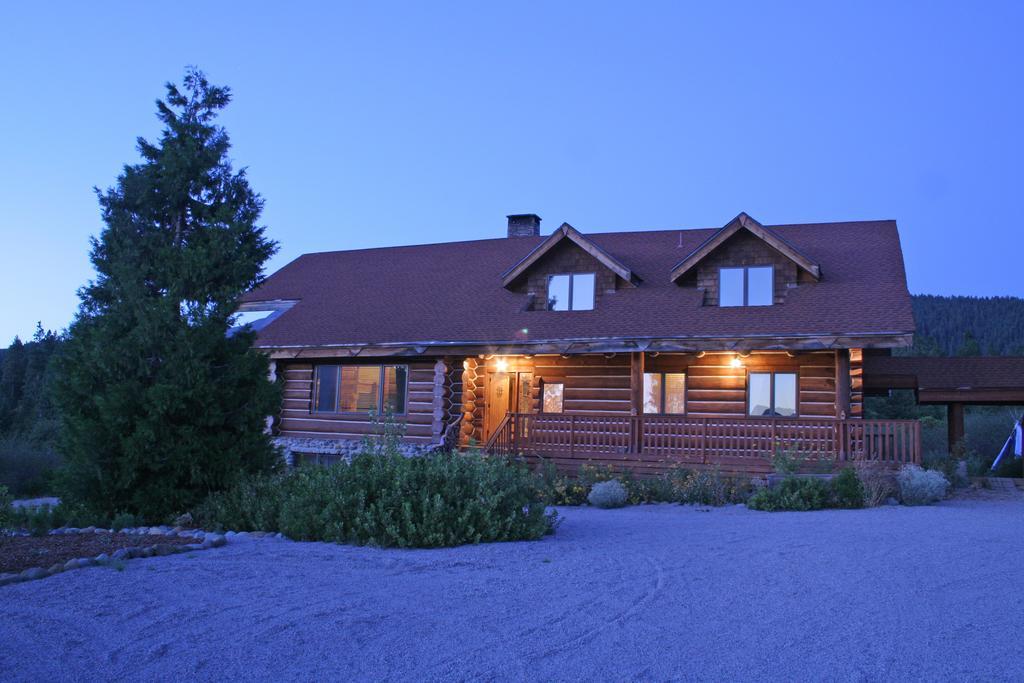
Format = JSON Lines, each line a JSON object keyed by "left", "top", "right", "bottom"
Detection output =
{"left": 56, "top": 69, "right": 280, "bottom": 520}
{"left": 956, "top": 331, "right": 981, "bottom": 357}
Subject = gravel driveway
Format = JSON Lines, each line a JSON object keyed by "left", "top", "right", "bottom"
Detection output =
{"left": 3, "top": 499, "right": 1024, "bottom": 681}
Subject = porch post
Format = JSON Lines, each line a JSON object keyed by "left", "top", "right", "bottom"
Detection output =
{"left": 835, "top": 350, "right": 851, "bottom": 419}
{"left": 264, "top": 360, "right": 277, "bottom": 436}
{"left": 431, "top": 359, "right": 448, "bottom": 446}
{"left": 630, "top": 351, "right": 645, "bottom": 453}
{"left": 947, "top": 402, "right": 965, "bottom": 455}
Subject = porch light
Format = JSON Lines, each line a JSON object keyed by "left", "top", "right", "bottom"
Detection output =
{"left": 730, "top": 355, "right": 743, "bottom": 368}
{"left": 495, "top": 358, "right": 509, "bottom": 373}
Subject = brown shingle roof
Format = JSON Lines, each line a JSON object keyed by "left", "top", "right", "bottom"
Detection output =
{"left": 864, "top": 356, "right": 1024, "bottom": 391}
{"left": 242, "top": 219, "right": 914, "bottom": 350}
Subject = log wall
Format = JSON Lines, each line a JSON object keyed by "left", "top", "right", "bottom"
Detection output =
{"left": 278, "top": 360, "right": 438, "bottom": 443}
{"left": 280, "top": 351, "right": 853, "bottom": 448}
{"left": 644, "top": 351, "right": 838, "bottom": 418}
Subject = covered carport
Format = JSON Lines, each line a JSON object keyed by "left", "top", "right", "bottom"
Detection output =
{"left": 863, "top": 356, "right": 1024, "bottom": 453}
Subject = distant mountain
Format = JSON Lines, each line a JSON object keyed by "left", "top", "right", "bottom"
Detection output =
{"left": 907, "top": 295, "right": 1024, "bottom": 357}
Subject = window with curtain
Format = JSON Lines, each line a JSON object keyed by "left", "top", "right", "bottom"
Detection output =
{"left": 312, "top": 364, "right": 408, "bottom": 415}
{"left": 542, "top": 382, "right": 564, "bottom": 413}
{"left": 643, "top": 372, "right": 686, "bottom": 414}
{"left": 747, "top": 372, "right": 797, "bottom": 417}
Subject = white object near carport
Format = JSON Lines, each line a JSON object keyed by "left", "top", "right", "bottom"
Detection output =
{"left": 990, "top": 415, "right": 1024, "bottom": 472}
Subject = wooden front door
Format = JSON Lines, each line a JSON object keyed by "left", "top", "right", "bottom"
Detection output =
{"left": 484, "top": 373, "right": 512, "bottom": 441}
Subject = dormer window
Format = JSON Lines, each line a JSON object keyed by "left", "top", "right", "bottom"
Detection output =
{"left": 720, "top": 266, "right": 773, "bottom": 307}
{"left": 548, "top": 273, "right": 595, "bottom": 311}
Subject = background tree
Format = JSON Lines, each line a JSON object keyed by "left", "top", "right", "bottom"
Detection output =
{"left": 55, "top": 69, "right": 280, "bottom": 520}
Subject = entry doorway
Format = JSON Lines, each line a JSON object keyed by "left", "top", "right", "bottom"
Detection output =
{"left": 483, "top": 371, "right": 533, "bottom": 441}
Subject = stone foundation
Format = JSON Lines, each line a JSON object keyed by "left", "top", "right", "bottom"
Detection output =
{"left": 273, "top": 436, "right": 436, "bottom": 466}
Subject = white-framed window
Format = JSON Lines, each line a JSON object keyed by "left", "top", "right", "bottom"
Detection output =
{"left": 720, "top": 266, "right": 773, "bottom": 307}
{"left": 643, "top": 372, "right": 686, "bottom": 414}
{"left": 747, "top": 371, "right": 797, "bottom": 417}
{"left": 548, "top": 273, "right": 596, "bottom": 311}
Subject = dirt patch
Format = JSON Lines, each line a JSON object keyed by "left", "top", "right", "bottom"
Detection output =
{"left": 0, "top": 532, "right": 194, "bottom": 574}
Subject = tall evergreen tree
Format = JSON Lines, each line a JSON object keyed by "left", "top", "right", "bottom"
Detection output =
{"left": 56, "top": 69, "right": 280, "bottom": 520}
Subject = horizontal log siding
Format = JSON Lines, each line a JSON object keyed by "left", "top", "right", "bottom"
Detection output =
{"left": 278, "top": 360, "right": 437, "bottom": 442}
{"left": 530, "top": 355, "right": 632, "bottom": 415}
{"left": 477, "top": 350, "right": 838, "bottom": 422}
{"left": 644, "top": 350, "right": 837, "bottom": 418}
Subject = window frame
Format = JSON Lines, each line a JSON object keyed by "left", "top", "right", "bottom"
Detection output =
{"left": 310, "top": 363, "right": 410, "bottom": 416}
{"left": 541, "top": 381, "right": 565, "bottom": 413}
{"left": 547, "top": 272, "right": 596, "bottom": 311}
{"left": 719, "top": 265, "right": 774, "bottom": 307}
{"left": 746, "top": 370, "right": 799, "bottom": 418}
{"left": 642, "top": 371, "right": 687, "bottom": 415}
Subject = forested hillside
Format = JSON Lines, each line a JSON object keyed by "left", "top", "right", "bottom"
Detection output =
{"left": 0, "top": 326, "right": 62, "bottom": 495}
{"left": 907, "top": 295, "right": 1024, "bottom": 357}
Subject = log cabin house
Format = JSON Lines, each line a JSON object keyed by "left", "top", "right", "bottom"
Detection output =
{"left": 239, "top": 212, "right": 924, "bottom": 474}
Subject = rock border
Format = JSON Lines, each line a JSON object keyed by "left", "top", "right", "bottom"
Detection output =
{"left": 0, "top": 526, "right": 228, "bottom": 587}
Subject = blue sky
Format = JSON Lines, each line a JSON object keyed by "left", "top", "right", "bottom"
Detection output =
{"left": 1, "top": 2, "right": 1022, "bottom": 342}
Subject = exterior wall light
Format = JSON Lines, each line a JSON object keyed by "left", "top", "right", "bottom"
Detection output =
{"left": 730, "top": 355, "right": 743, "bottom": 368}
{"left": 495, "top": 358, "right": 509, "bottom": 373}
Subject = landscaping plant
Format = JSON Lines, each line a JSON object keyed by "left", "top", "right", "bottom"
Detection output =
{"left": 587, "top": 480, "right": 628, "bottom": 508}
{"left": 7, "top": 502, "right": 109, "bottom": 536}
{"left": 538, "top": 462, "right": 751, "bottom": 507}
{"left": 194, "top": 451, "right": 556, "bottom": 548}
{"left": 852, "top": 460, "right": 897, "bottom": 507}
{"left": 54, "top": 69, "right": 280, "bottom": 521}
{"left": 897, "top": 464, "right": 950, "bottom": 505}
{"left": 747, "top": 477, "right": 834, "bottom": 512}
{"left": 0, "top": 484, "right": 12, "bottom": 529}
{"left": 832, "top": 467, "right": 865, "bottom": 509}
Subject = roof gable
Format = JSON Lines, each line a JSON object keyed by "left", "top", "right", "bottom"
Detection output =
{"left": 669, "top": 212, "right": 821, "bottom": 283}
{"left": 500, "top": 222, "right": 639, "bottom": 288}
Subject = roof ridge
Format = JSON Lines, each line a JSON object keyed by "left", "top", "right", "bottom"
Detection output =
{"left": 295, "top": 219, "right": 898, "bottom": 258}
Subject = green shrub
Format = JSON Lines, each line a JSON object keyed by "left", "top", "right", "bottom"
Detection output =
{"left": 626, "top": 474, "right": 678, "bottom": 504}
{"left": 897, "top": 464, "right": 950, "bottom": 505}
{"left": 193, "top": 472, "right": 290, "bottom": 532}
{"left": 674, "top": 469, "right": 729, "bottom": 505}
{"left": 771, "top": 446, "right": 802, "bottom": 475}
{"left": 747, "top": 477, "right": 833, "bottom": 512}
{"left": 537, "top": 463, "right": 751, "bottom": 507}
{"left": 832, "top": 467, "right": 865, "bottom": 509}
{"left": 536, "top": 460, "right": 591, "bottom": 506}
{"left": 0, "top": 484, "right": 12, "bottom": 528}
{"left": 194, "top": 451, "right": 555, "bottom": 548}
{"left": 110, "top": 511, "right": 144, "bottom": 531}
{"left": 587, "top": 480, "right": 628, "bottom": 508}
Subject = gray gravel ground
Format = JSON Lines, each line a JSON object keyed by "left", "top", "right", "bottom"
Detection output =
{"left": 3, "top": 499, "right": 1024, "bottom": 682}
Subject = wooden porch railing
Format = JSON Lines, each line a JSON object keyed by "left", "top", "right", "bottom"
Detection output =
{"left": 483, "top": 413, "right": 921, "bottom": 472}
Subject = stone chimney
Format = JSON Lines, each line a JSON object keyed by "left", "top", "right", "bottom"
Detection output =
{"left": 507, "top": 213, "right": 541, "bottom": 238}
